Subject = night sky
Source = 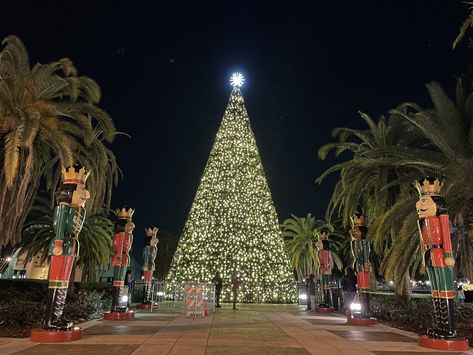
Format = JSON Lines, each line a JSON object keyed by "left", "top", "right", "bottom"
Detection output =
{"left": 2, "top": 1, "right": 470, "bottom": 246}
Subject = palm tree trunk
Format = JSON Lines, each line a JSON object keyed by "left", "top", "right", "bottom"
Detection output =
{"left": 394, "top": 270, "right": 412, "bottom": 298}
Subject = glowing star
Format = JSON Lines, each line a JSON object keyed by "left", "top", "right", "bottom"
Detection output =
{"left": 230, "top": 73, "right": 245, "bottom": 88}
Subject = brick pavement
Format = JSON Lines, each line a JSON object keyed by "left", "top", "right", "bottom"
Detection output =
{"left": 0, "top": 304, "right": 471, "bottom": 354}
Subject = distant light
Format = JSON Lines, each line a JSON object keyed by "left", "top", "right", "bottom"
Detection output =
{"left": 157, "top": 291, "right": 164, "bottom": 296}
{"left": 350, "top": 302, "right": 362, "bottom": 311}
{"left": 389, "top": 280, "right": 394, "bottom": 286}
{"left": 121, "top": 295, "right": 128, "bottom": 303}
{"left": 299, "top": 294, "right": 307, "bottom": 300}
{"left": 230, "top": 73, "right": 245, "bottom": 88}
{"left": 426, "top": 280, "right": 431, "bottom": 286}
{"left": 6, "top": 257, "right": 11, "bottom": 262}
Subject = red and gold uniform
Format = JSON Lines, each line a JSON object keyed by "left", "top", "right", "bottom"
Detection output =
{"left": 416, "top": 177, "right": 456, "bottom": 339}
{"left": 142, "top": 227, "right": 159, "bottom": 304}
{"left": 316, "top": 230, "right": 333, "bottom": 307}
{"left": 350, "top": 215, "right": 370, "bottom": 290}
{"left": 350, "top": 214, "right": 371, "bottom": 319}
{"left": 42, "top": 164, "right": 90, "bottom": 330}
{"left": 111, "top": 208, "right": 135, "bottom": 312}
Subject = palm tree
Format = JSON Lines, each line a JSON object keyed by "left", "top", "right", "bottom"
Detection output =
{"left": 317, "top": 111, "right": 420, "bottom": 227}
{"left": 317, "top": 110, "right": 423, "bottom": 272}
{"left": 318, "top": 78, "right": 473, "bottom": 294}
{"left": 0, "top": 35, "right": 119, "bottom": 246}
{"left": 17, "top": 195, "right": 113, "bottom": 280}
{"left": 316, "top": 109, "right": 432, "bottom": 295}
{"left": 453, "top": 1, "right": 473, "bottom": 49}
{"left": 377, "top": 80, "right": 473, "bottom": 284}
{"left": 281, "top": 214, "right": 343, "bottom": 280}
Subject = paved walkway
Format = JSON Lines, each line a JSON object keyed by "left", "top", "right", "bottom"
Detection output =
{"left": 0, "top": 304, "right": 472, "bottom": 354}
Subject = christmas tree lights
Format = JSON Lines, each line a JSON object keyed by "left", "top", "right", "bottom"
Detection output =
{"left": 167, "top": 75, "right": 296, "bottom": 303}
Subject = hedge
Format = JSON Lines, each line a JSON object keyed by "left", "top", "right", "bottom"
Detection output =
{"left": 0, "top": 280, "right": 112, "bottom": 328}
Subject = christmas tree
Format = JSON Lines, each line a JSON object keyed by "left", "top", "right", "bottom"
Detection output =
{"left": 167, "top": 74, "right": 296, "bottom": 303}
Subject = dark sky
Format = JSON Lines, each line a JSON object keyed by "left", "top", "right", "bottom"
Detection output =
{"left": 2, "top": 1, "right": 470, "bottom": 244}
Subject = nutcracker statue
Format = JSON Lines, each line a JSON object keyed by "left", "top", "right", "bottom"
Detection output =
{"left": 315, "top": 229, "right": 333, "bottom": 312}
{"left": 347, "top": 213, "right": 376, "bottom": 325}
{"left": 415, "top": 177, "right": 468, "bottom": 350}
{"left": 31, "top": 164, "right": 90, "bottom": 342}
{"left": 137, "top": 227, "right": 159, "bottom": 309}
{"left": 104, "top": 207, "right": 136, "bottom": 320}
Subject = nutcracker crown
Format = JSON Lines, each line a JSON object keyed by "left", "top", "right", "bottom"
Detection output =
{"left": 351, "top": 214, "right": 366, "bottom": 227}
{"left": 61, "top": 164, "right": 90, "bottom": 184}
{"left": 415, "top": 177, "right": 443, "bottom": 196}
{"left": 318, "top": 228, "right": 330, "bottom": 240}
{"left": 116, "top": 207, "right": 135, "bottom": 220}
{"left": 145, "top": 227, "right": 158, "bottom": 237}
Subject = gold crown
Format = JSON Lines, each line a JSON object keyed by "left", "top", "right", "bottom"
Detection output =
{"left": 145, "top": 227, "right": 158, "bottom": 236}
{"left": 351, "top": 214, "right": 366, "bottom": 227}
{"left": 415, "top": 177, "right": 443, "bottom": 196}
{"left": 318, "top": 229, "right": 330, "bottom": 240}
{"left": 61, "top": 164, "right": 90, "bottom": 184}
{"left": 116, "top": 207, "right": 135, "bottom": 220}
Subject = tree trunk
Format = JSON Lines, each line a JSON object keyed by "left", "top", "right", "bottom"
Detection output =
{"left": 394, "top": 271, "right": 412, "bottom": 298}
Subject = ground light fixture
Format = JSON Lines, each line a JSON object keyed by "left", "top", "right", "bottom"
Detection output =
{"left": 350, "top": 293, "right": 362, "bottom": 314}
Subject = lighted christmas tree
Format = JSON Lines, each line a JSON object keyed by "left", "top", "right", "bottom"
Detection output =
{"left": 167, "top": 74, "right": 296, "bottom": 303}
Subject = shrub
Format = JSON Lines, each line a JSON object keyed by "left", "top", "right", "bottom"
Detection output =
{"left": 75, "top": 282, "right": 113, "bottom": 297}
{"left": 0, "top": 279, "right": 47, "bottom": 295}
{"left": 369, "top": 293, "right": 473, "bottom": 333}
{"left": 63, "top": 290, "right": 111, "bottom": 321}
{"left": 0, "top": 300, "right": 44, "bottom": 327}
{"left": 0, "top": 281, "right": 112, "bottom": 328}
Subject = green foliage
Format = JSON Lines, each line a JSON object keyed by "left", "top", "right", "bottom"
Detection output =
{"left": 0, "top": 282, "right": 112, "bottom": 328}
{"left": 370, "top": 293, "right": 473, "bottom": 340}
{"left": 17, "top": 196, "right": 113, "bottom": 279}
{"left": 63, "top": 290, "right": 112, "bottom": 320}
{"left": 453, "top": 1, "right": 473, "bottom": 49}
{"left": 0, "top": 35, "right": 121, "bottom": 246}
{"left": 75, "top": 281, "right": 113, "bottom": 297}
{"left": 282, "top": 214, "right": 344, "bottom": 280}
{"left": 317, "top": 77, "right": 473, "bottom": 295}
{"left": 0, "top": 299, "right": 45, "bottom": 327}
{"left": 369, "top": 294, "right": 432, "bottom": 331}
{"left": 0, "top": 279, "right": 47, "bottom": 295}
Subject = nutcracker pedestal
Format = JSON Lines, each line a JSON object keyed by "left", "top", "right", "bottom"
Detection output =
{"left": 136, "top": 303, "right": 152, "bottom": 310}
{"left": 315, "top": 306, "right": 334, "bottom": 313}
{"left": 31, "top": 327, "right": 82, "bottom": 343}
{"left": 418, "top": 335, "right": 469, "bottom": 351}
{"left": 103, "top": 311, "right": 135, "bottom": 320}
{"left": 346, "top": 315, "right": 377, "bottom": 326}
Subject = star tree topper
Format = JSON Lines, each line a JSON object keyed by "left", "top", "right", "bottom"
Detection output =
{"left": 230, "top": 72, "right": 245, "bottom": 88}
